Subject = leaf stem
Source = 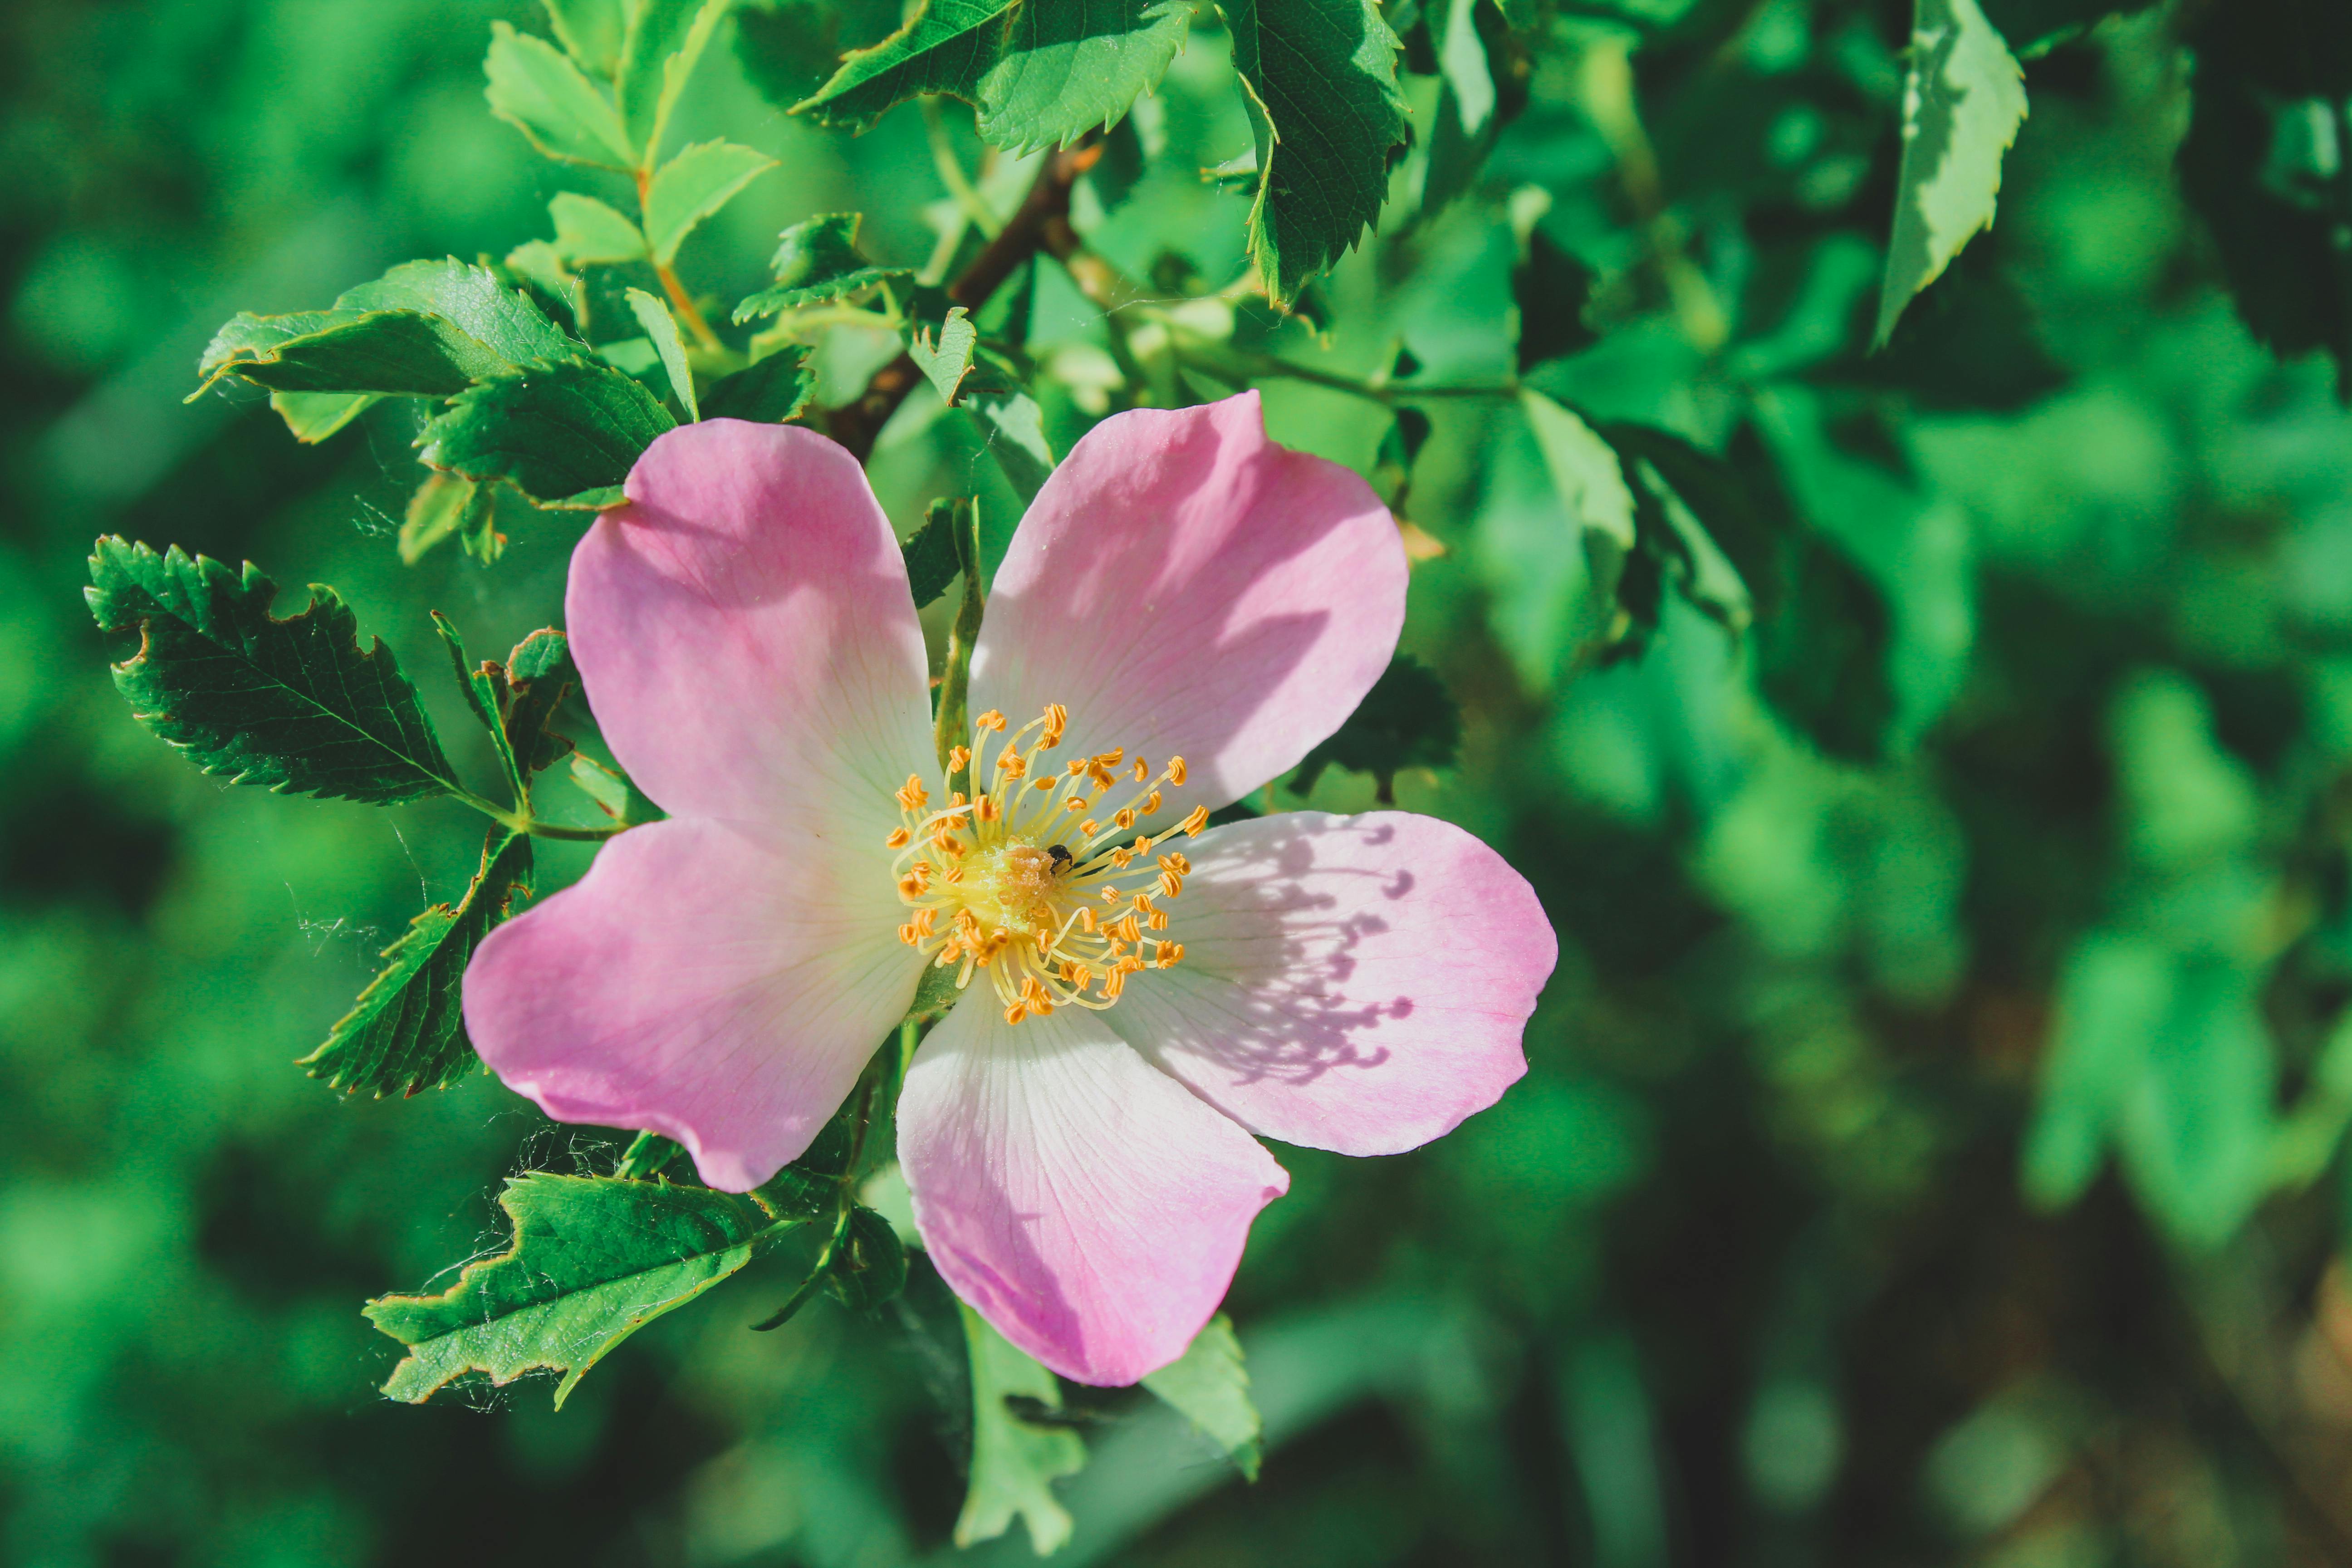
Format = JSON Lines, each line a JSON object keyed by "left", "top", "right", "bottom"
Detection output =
{"left": 451, "top": 787, "right": 631, "bottom": 842}
{"left": 635, "top": 165, "right": 725, "bottom": 353}
{"left": 1175, "top": 342, "right": 1517, "bottom": 405}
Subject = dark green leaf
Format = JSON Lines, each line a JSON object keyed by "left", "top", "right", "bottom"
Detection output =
{"left": 642, "top": 140, "right": 778, "bottom": 265}
{"left": 795, "top": 0, "right": 1014, "bottom": 131}
{"left": 975, "top": 0, "right": 1192, "bottom": 153}
{"left": 1221, "top": 0, "right": 1410, "bottom": 306}
{"left": 903, "top": 498, "right": 966, "bottom": 608}
{"left": 86, "top": 539, "right": 457, "bottom": 806}
{"left": 1289, "top": 654, "right": 1460, "bottom": 801}
{"left": 966, "top": 387, "right": 1055, "bottom": 503}
{"left": 955, "top": 1303, "right": 1086, "bottom": 1552}
{"left": 366, "top": 1173, "right": 801, "bottom": 1407}
{"left": 732, "top": 213, "right": 913, "bottom": 321}
{"left": 1980, "top": 0, "right": 2156, "bottom": 55}
{"left": 823, "top": 1205, "right": 908, "bottom": 1311}
{"left": 1141, "top": 1313, "right": 1262, "bottom": 1480}
{"left": 297, "top": 828, "right": 533, "bottom": 1098}
{"left": 502, "top": 627, "right": 578, "bottom": 778}
{"left": 418, "top": 358, "right": 677, "bottom": 502}
{"left": 1515, "top": 230, "right": 1597, "bottom": 372}
{"left": 485, "top": 20, "right": 637, "bottom": 169}
{"left": 700, "top": 347, "right": 815, "bottom": 422}
{"left": 1874, "top": 0, "right": 2029, "bottom": 347}
{"left": 735, "top": 0, "right": 911, "bottom": 106}
{"left": 397, "top": 472, "right": 502, "bottom": 566}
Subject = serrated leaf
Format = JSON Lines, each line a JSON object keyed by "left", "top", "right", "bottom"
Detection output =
{"left": 298, "top": 828, "right": 532, "bottom": 1098}
{"left": 419, "top": 358, "right": 677, "bottom": 502}
{"left": 1222, "top": 0, "right": 1410, "bottom": 306}
{"left": 955, "top": 1304, "right": 1087, "bottom": 1553}
{"left": 1873, "top": 0, "right": 2029, "bottom": 347}
{"left": 86, "top": 539, "right": 457, "bottom": 805}
{"left": 397, "top": 472, "right": 502, "bottom": 566}
{"left": 701, "top": 347, "right": 815, "bottom": 422}
{"left": 545, "top": 0, "right": 627, "bottom": 74}
{"left": 909, "top": 305, "right": 980, "bottom": 403}
{"left": 344, "top": 258, "right": 581, "bottom": 366}
{"left": 626, "top": 288, "right": 698, "bottom": 419}
{"left": 367, "top": 1173, "right": 801, "bottom": 1408}
{"left": 269, "top": 390, "right": 378, "bottom": 443}
{"left": 976, "top": 0, "right": 1192, "bottom": 152}
{"left": 503, "top": 627, "right": 578, "bottom": 776}
{"left": 903, "top": 497, "right": 966, "bottom": 608}
{"left": 620, "top": 0, "right": 732, "bottom": 159}
{"left": 796, "top": 0, "right": 1014, "bottom": 130}
{"left": 1288, "top": 653, "right": 1460, "bottom": 802}
{"left": 1141, "top": 1314, "right": 1262, "bottom": 1480}
{"left": 644, "top": 140, "right": 778, "bottom": 265}
{"left": 551, "top": 191, "right": 648, "bottom": 266}
{"left": 732, "top": 212, "right": 912, "bottom": 320}
{"left": 486, "top": 20, "right": 637, "bottom": 169}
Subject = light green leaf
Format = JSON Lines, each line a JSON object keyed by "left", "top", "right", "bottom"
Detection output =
{"left": 344, "top": 259, "right": 582, "bottom": 367}
{"left": 397, "top": 472, "right": 501, "bottom": 566}
{"left": 1436, "top": 0, "right": 1494, "bottom": 139}
{"left": 700, "top": 347, "right": 815, "bottom": 422}
{"left": 297, "top": 828, "right": 532, "bottom": 1098}
{"left": 620, "top": 0, "right": 733, "bottom": 159}
{"left": 85, "top": 539, "right": 456, "bottom": 805}
{"left": 643, "top": 139, "right": 778, "bottom": 265}
{"left": 367, "top": 1173, "right": 804, "bottom": 1408}
{"left": 975, "top": 0, "right": 1192, "bottom": 152}
{"left": 485, "top": 20, "right": 637, "bottom": 169}
{"left": 909, "top": 305, "right": 980, "bottom": 404}
{"left": 1522, "top": 391, "right": 1637, "bottom": 558}
{"left": 626, "top": 288, "right": 698, "bottom": 419}
{"left": 966, "top": 387, "right": 1054, "bottom": 503}
{"left": 955, "top": 1305, "right": 1087, "bottom": 1553}
{"left": 795, "top": 0, "right": 1015, "bottom": 131}
{"left": 1141, "top": 1313, "right": 1263, "bottom": 1480}
{"left": 269, "top": 390, "right": 378, "bottom": 443}
{"left": 732, "top": 212, "right": 912, "bottom": 320}
{"left": 1873, "top": 0, "right": 2028, "bottom": 347}
{"left": 1221, "top": 0, "right": 1409, "bottom": 306}
{"left": 550, "top": 191, "right": 648, "bottom": 265}
{"left": 545, "top": 0, "right": 627, "bottom": 74}
{"left": 570, "top": 752, "right": 667, "bottom": 824}
{"left": 419, "top": 358, "right": 677, "bottom": 503}
{"left": 1473, "top": 392, "right": 1639, "bottom": 690}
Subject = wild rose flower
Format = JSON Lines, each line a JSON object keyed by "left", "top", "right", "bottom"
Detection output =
{"left": 463, "top": 392, "right": 1555, "bottom": 1385}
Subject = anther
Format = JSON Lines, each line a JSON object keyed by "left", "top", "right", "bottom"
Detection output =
{"left": 1167, "top": 757, "right": 1188, "bottom": 786}
{"left": 1181, "top": 805, "right": 1210, "bottom": 835}
{"left": 1155, "top": 941, "right": 1183, "bottom": 967}
{"left": 897, "top": 774, "right": 929, "bottom": 812}
{"left": 885, "top": 827, "right": 911, "bottom": 848}
{"left": 976, "top": 710, "right": 1008, "bottom": 732}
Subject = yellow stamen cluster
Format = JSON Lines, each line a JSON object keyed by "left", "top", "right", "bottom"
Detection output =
{"left": 887, "top": 703, "right": 1210, "bottom": 1024}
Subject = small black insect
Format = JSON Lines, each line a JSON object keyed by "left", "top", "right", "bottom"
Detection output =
{"left": 1046, "top": 843, "right": 1074, "bottom": 873}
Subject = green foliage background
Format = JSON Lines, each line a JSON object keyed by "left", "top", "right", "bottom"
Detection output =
{"left": 12, "top": 0, "right": 2352, "bottom": 1562}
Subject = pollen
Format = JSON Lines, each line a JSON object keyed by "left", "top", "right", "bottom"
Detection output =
{"left": 885, "top": 700, "right": 1203, "bottom": 1022}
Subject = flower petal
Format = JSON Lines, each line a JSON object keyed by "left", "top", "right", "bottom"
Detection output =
{"left": 969, "top": 391, "right": 1404, "bottom": 820}
{"left": 899, "top": 1000, "right": 1289, "bottom": 1386}
{"left": 1104, "top": 811, "right": 1551, "bottom": 1156}
{"left": 571, "top": 419, "right": 934, "bottom": 833}
{"left": 464, "top": 817, "right": 923, "bottom": 1191}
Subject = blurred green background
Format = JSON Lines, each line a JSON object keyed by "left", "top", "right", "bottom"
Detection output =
{"left": 13, "top": 0, "right": 2352, "bottom": 1562}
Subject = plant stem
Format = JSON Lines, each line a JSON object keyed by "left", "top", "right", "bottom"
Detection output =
{"left": 1176, "top": 341, "right": 1516, "bottom": 405}
{"left": 635, "top": 166, "right": 725, "bottom": 353}
{"left": 451, "top": 788, "right": 630, "bottom": 843}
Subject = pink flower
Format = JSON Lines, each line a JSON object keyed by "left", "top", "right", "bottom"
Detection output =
{"left": 463, "top": 392, "right": 1555, "bottom": 1385}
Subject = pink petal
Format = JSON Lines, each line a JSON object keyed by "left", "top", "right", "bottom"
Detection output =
{"left": 570, "top": 419, "right": 934, "bottom": 833}
{"left": 464, "top": 818, "right": 923, "bottom": 1191}
{"left": 969, "top": 391, "right": 1404, "bottom": 821}
{"left": 899, "top": 1000, "right": 1290, "bottom": 1386}
{"left": 1105, "top": 811, "right": 1551, "bottom": 1156}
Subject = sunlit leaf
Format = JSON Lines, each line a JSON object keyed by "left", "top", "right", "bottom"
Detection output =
{"left": 642, "top": 139, "right": 778, "bottom": 265}
{"left": 1140, "top": 1314, "right": 1263, "bottom": 1480}
{"left": 418, "top": 358, "right": 677, "bottom": 503}
{"left": 955, "top": 1304, "right": 1087, "bottom": 1553}
{"left": 485, "top": 20, "right": 637, "bottom": 169}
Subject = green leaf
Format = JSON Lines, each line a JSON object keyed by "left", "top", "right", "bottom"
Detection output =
{"left": 1288, "top": 653, "right": 1460, "bottom": 802}
{"left": 626, "top": 288, "right": 698, "bottom": 419}
{"left": 345, "top": 258, "right": 582, "bottom": 366}
{"left": 1141, "top": 1313, "right": 1262, "bottom": 1481}
{"left": 619, "top": 0, "right": 732, "bottom": 159}
{"left": 975, "top": 0, "right": 1192, "bottom": 152}
{"left": 269, "top": 390, "right": 378, "bottom": 443}
{"left": 737, "top": 0, "right": 911, "bottom": 105}
{"left": 545, "top": 0, "right": 627, "bottom": 74}
{"left": 297, "top": 828, "right": 533, "bottom": 1098}
{"left": 902, "top": 497, "right": 966, "bottom": 608}
{"left": 418, "top": 358, "right": 677, "bottom": 503}
{"left": 86, "top": 539, "right": 457, "bottom": 806}
{"left": 367, "top": 1173, "right": 801, "bottom": 1408}
{"left": 955, "top": 1304, "right": 1087, "bottom": 1553}
{"left": 823, "top": 1206, "right": 908, "bottom": 1311}
{"left": 432, "top": 612, "right": 527, "bottom": 796}
{"left": 550, "top": 191, "right": 648, "bottom": 266}
{"left": 909, "top": 304, "right": 980, "bottom": 404}
{"left": 643, "top": 140, "right": 779, "bottom": 265}
{"left": 1515, "top": 230, "right": 1597, "bottom": 372}
{"left": 966, "top": 387, "right": 1055, "bottom": 504}
{"left": 1221, "top": 0, "right": 1410, "bottom": 306}
{"left": 700, "top": 347, "right": 815, "bottom": 422}
{"left": 570, "top": 753, "right": 667, "bottom": 824}
{"left": 485, "top": 20, "right": 637, "bottom": 169}
{"left": 795, "top": 0, "right": 1015, "bottom": 132}
{"left": 1473, "top": 392, "right": 1639, "bottom": 690}
{"left": 732, "top": 212, "right": 912, "bottom": 321}
{"left": 397, "top": 471, "right": 503, "bottom": 566}
{"left": 501, "top": 627, "right": 579, "bottom": 779}
{"left": 1980, "top": 0, "right": 2156, "bottom": 56}
{"left": 1873, "top": 0, "right": 2029, "bottom": 347}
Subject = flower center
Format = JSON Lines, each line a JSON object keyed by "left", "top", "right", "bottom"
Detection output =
{"left": 886, "top": 703, "right": 1209, "bottom": 1025}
